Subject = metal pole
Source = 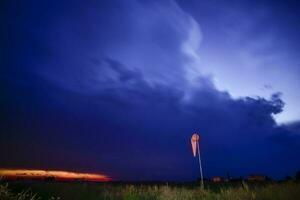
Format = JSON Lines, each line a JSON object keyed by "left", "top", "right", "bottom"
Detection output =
{"left": 197, "top": 141, "right": 204, "bottom": 189}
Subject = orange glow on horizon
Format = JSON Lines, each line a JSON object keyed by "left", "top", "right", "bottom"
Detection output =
{"left": 0, "top": 169, "right": 112, "bottom": 182}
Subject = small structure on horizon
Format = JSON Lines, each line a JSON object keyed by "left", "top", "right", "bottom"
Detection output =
{"left": 212, "top": 176, "right": 223, "bottom": 183}
{"left": 247, "top": 174, "right": 267, "bottom": 182}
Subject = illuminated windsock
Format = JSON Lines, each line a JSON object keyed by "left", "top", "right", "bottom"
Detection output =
{"left": 191, "top": 133, "right": 200, "bottom": 157}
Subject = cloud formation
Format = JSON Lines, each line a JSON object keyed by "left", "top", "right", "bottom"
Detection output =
{"left": 1, "top": 0, "right": 300, "bottom": 180}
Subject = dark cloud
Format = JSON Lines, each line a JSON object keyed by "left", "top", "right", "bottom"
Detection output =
{"left": 1, "top": 0, "right": 300, "bottom": 181}
{"left": 282, "top": 121, "right": 300, "bottom": 134}
{"left": 1, "top": 56, "right": 299, "bottom": 180}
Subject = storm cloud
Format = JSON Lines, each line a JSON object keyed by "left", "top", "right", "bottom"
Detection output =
{"left": 1, "top": 0, "right": 300, "bottom": 180}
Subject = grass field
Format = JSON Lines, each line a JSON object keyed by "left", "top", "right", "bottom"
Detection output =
{"left": 1, "top": 180, "right": 300, "bottom": 200}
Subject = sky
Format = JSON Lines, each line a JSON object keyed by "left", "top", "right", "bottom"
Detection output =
{"left": 1, "top": 0, "right": 300, "bottom": 181}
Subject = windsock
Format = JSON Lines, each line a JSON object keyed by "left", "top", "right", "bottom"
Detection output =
{"left": 191, "top": 133, "right": 200, "bottom": 157}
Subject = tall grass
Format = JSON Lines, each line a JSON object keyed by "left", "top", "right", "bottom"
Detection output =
{"left": 0, "top": 182, "right": 40, "bottom": 200}
{"left": 1, "top": 181, "right": 300, "bottom": 200}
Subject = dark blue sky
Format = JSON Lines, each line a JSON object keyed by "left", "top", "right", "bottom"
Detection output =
{"left": 1, "top": 0, "right": 300, "bottom": 181}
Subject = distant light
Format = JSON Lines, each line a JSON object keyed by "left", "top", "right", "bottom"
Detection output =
{"left": 0, "top": 169, "right": 112, "bottom": 182}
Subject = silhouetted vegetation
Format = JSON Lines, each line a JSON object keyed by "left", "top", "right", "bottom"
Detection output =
{"left": 1, "top": 180, "right": 300, "bottom": 200}
{"left": 295, "top": 170, "right": 300, "bottom": 180}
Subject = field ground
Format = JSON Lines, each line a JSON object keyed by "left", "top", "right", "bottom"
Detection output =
{"left": 1, "top": 180, "right": 300, "bottom": 200}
